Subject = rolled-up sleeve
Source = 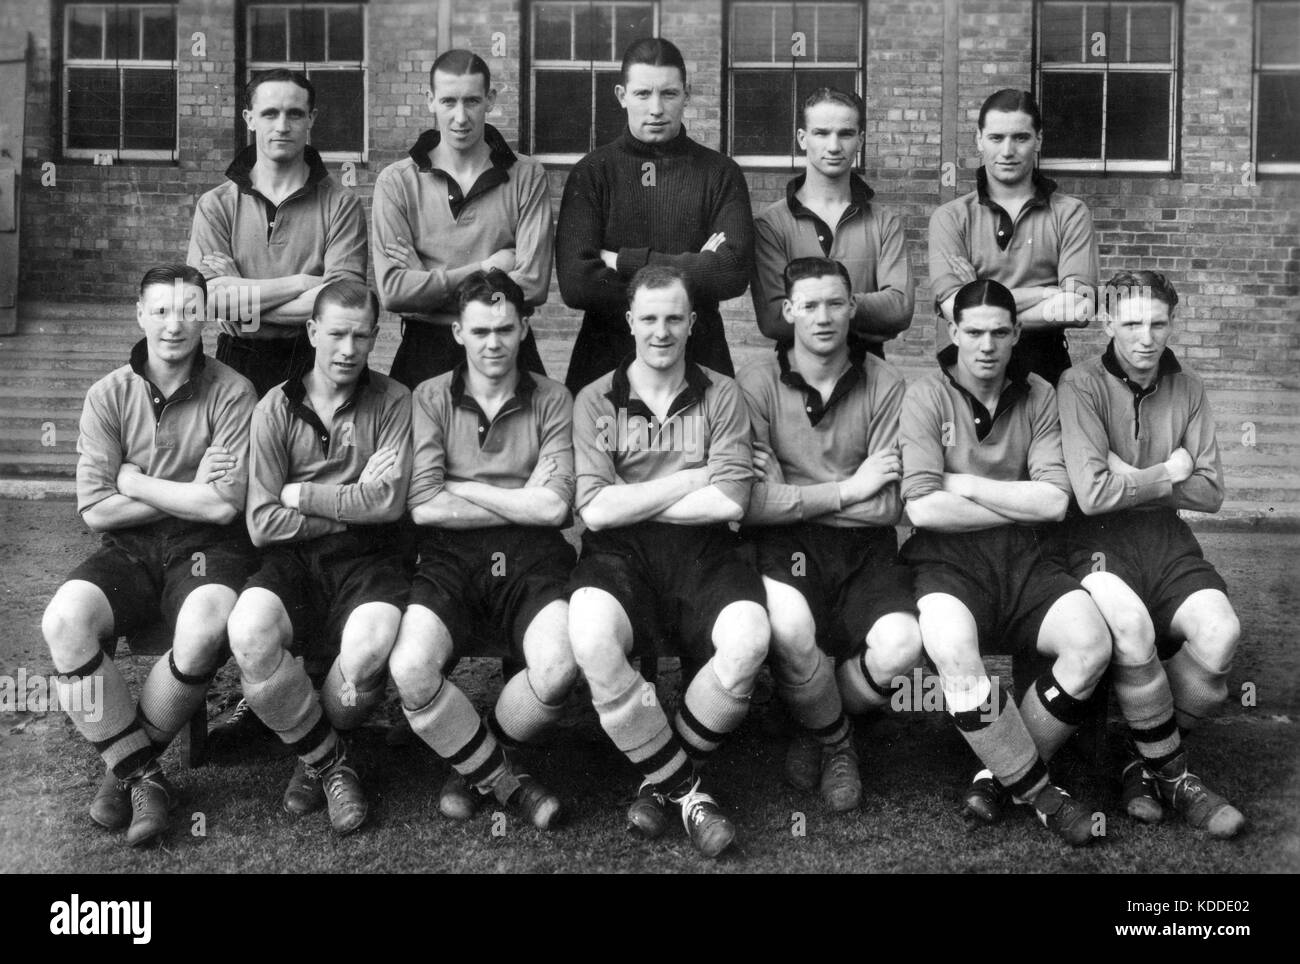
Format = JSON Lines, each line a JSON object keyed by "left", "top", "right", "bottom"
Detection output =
{"left": 573, "top": 387, "right": 619, "bottom": 512}
{"left": 1026, "top": 384, "right": 1071, "bottom": 495}
{"left": 536, "top": 385, "right": 575, "bottom": 509}
{"left": 298, "top": 389, "right": 412, "bottom": 524}
{"left": 207, "top": 376, "right": 258, "bottom": 511}
{"left": 704, "top": 377, "right": 754, "bottom": 511}
{"left": 900, "top": 379, "right": 947, "bottom": 501}
{"left": 76, "top": 383, "right": 124, "bottom": 515}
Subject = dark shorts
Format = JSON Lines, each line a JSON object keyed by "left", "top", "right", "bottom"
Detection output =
{"left": 243, "top": 527, "right": 410, "bottom": 655}
{"left": 409, "top": 526, "right": 576, "bottom": 661}
{"left": 567, "top": 522, "right": 765, "bottom": 661}
{"left": 215, "top": 329, "right": 313, "bottom": 398}
{"left": 745, "top": 523, "right": 916, "bottom": 662}
{"left": 901, "top": 525, "right": 1082, "bottom": 656}
{"left": 65, "top": 518, "right": 256, "bottom": 641}
{"left": 389, "top": 319, "right": 547, "bottom": 392}
{"left": 1063, "top": 507, "right": 1228, "bottom": 655}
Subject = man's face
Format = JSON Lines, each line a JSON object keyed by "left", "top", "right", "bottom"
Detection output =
{"left": 784, "top": 274, "right": 852, "bottom": 358}
{"left": 798, "top": 101, "right": 862, "bottom": 179}
{"left": 616, "top": 64, "right": 688, "bottom": 144}
{"left": 976, "top": 110, "right": 1041, "bottom": 188}
{"left": 428, "top": 70, "right": 494, "bottom": 152}
{"left": 243, "top": 80, "right": 315, "bottom": 165}
{"left": 453, "top": 298, "right": 525, "bottom": 381}
{"left": 1106, "top": 294, "right": 1172, "bottom": 379}
{"left": 949, "top": 304, "right": 1019, "bottom": 385}
{"left": 627, "top": 281, "right": 695, "bottom": 371}
{"left": 137, "top": 281, "right": 205, "bottom": 366}
{"left": 308, "top": 303, "right": 377, "bottom": 387}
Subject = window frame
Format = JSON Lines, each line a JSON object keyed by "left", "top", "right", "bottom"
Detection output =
{"left": 723, "top": 0, "right": 867, "bottom": 170}
{"left": 59, "top": 1, "right": 180, "bottom": 162}
{"left": 1253, "top": 0, "right": 1300, "bottom": 177}
{"left": 240, "top": 0, "right": 369, "bottom": 164}
{"left": 1033, "top": 0, "right": 1182, "bottom": 175}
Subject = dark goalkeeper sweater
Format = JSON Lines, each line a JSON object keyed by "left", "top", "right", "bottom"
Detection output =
{"left": 556, "top": 127, "right": 754, "bottom": 394}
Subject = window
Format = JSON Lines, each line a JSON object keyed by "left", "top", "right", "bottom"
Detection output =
{"left": 62, "top": 3, "right": 177, "bottom": 161}
{"left": 1254, "top": 1, "right": 1300, "bottom": 175}
{"left": 726, "top": 1, "right": 863, "bottom": 166}
{"left": 1035, "top": 1, "right": 1180, "bottom": 173}
{"left": 244, "top": 2, "right": 367, "bottom": 161}
{"left": 526, "top": 1, "right": 657, "bottom": 160}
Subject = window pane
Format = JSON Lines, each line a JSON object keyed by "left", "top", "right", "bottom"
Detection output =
{"left": 594, "top": 69, "right": 625, "bottom": 147}
{"left": 534, "top": 3, "right": 573, "bottom": 60}
{"left": 534, "top": 71, "right": 591, "bottom": 153}
{"left": 614, "top": 4, "right": 656, "bottom": 57}
{"left": 1259, "top": 73, "right": 1300, "bottom": 163}
{"left": 123, "top": 68, "right": 175, "bottom": 150}
{"left": 1040, "top": 71, "right": 1103, "bottom": 158}
{"left": 796, "top": 68, "right": 858, "bottom": 119}
{"left": 328, "top": 7, "right": 364, "bottom": 62}
{"left": 733, "top": 69, "right": 793, "bottom": 153}
{"left": 67, "top": 67, "right": 120, "bottom": 149}
{"left": 1260, "top": 4, "right": 1300, "bottom": 64}
{"left": 1106, "top": 72, "right": 1169, "bottom": 160}
{"left": 289, "top": 7, "right": 327, "bottom": 63}
{"left": 812, "top": 4, "right": 861, "bottom": 62}
{"left": 732, "top": 4, "right": 789, "bottom": 63}
{"left": 249, "top": 7, "right": 286, "bottom": 61}
{"left": 107, "top": 5, "right": 140, "bottom": 60}
{"left": 1040, "top": 4, "right": 1084, "bottom": 62}
{"left": 1084, "top": 2, "right": 1108, "bottom": 63}
{"left": 141, "top": 8, "right": 175, "bottom": 61}
{"left": 576, "top": 3, "right": 614, "bottom": 61}
{"left": 1125, "top": 3, "right": 1171, "bottom": 63}
{"left": 67, "top": 6, "right": 104, "bottom": 60}
{"left": 308, "top": 69, "right": 364, "bottom": 153}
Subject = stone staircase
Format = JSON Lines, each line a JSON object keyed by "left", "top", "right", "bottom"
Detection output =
{"left": 3, "top": 302, "right": 1298, "bottom": 526}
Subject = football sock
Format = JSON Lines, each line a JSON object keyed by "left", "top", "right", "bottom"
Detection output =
{"left": 776, "top": 650, "right": 849, "bottom": 746}
{"left": 489, "top": 668, "right": 565, "bottom": 748}
{"left": 674, "top": 659, "right": 750, "bottom": 761}
{"left": 1112, "top": 649, "right": 1182, "bottom": 770}
{"left": 593, "top": 673, "right": 692, "bottom": 794}
{"left": 1165, "top": 645, "right": 1229, "bottom": 732}
{"left": 136, "top": 649, "right": 214, "bottom": 748}
{"left": 403, "top": 678, "right": 509, "bottom": 794}
{"left": 836, "top": 647, "right": 893, "bottom": 711}
{"left": 945, "top": 680, "right": 1047, "bottom": 804}
{"left": 1020, "top": 670, "right": 1092, "bottom": 763}
{"left": 320, "top": 658, "right": 384, "bottom": 732}
{"left": 55, "top": 649, "right": 155, "bottom": 780}
{"left": 241, "top": 650, "right": 337, "bottom": 768}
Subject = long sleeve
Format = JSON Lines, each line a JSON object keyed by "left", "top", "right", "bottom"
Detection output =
{"left": 1173, "top": 382, "right": 1225, "bottom": 513}
{"left": 1055, "top": 198, "right": 1099, "bottom": 294}
{"left": 556, "top": 159, "right": 628, "bottom": 315}
{"left": 750, "top": 213, "right": 790, "bottom": 337}
{"left": 1026, "top": 385, "right": 1071, "bottom": 494}
{"left": 536, "top": 386, "right": 576, "bottom": 508}
{"left": 573, "top": 387, "right": 619, "bottom": 512}
{"left": 208, "top": 379, "right": 258, "bottom": 511}
{"left": 740, "top": 376, "right": 842, "bottom": 524}
{"left": 511, "top": 163, "right": 555, "bottom": 307}
{"left": 76, "top": 384, "right": 125, "bottom": 514}
{"left": 372, "top": 166, "right": 452, "bottom": 315}
{"left": 705, "top": 377, "right": 755, "bottom": 511}
{"left": 246, "top": 403, "right": 345, "bottom": 547}
{"left": 927, "top": 202, "right": 970, "bottom": 308}
{"left": 186, "top": 192, "right": 235, "bottom": 279}
{"left": 900, "top": 379, "right": 947, "bottom": 501}
{"left": 298, "top": 391, "right": 413, "bottom": 524}
{"left": 853, "top": 207, "right": 914, "bottom": 337}
{"left": 322, "top": 188, "right": 368, "bottom": 284}
{"left": 844, "top": 374, "right": 904, "bottom": 525}
{"left": 407, "top": 386, "right": 448, "bottom": 509}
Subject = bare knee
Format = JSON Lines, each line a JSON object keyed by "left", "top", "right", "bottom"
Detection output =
{"left": 1187, "top": 611, "right": 1240, "bottom": 672}
{"left": 388, "top": 634, "right": 445, "bottom": 707}
{"left": 711, "top": 603, "right": 770, "bottom": 689}
{"left": 227, "top": 595, "right": 290, "bottom": 681}
{"left": 172, "top": 588, "right": 237, "bottom": 675}
{"left": 42, "top": 584, "right": 111, "bottom": 671}
{"left": 865, "top": 614, "right": 924, "bottom": 679}
{"left": 1106, "top": 605, "right": 1155, "bottom": 664}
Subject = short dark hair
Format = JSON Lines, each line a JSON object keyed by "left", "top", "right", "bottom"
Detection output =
{"left": 978, "top": 88, "right": 1042, "bottom": 133}
{"left": 783, "top": 256, "right": 852, "bottom": 300}
{"left": 1104, "top": 269, "right": 1179, "bottom": 313}
{"left": 620, "top": 37, "right": 687, "bottom": 86}
{"left": 627, "top": 264, "right": 692, "bottom": 308}
{"left": 430, "top": 49, "right": 491, "bottom": 93}
{"left": 312, "top": 280, "right": 379, "bottom": 324}
{"left": 953, "top": 279, "right": 1018, "bottom": 327}
{"left": 456, "top": 269, "right": 530, "bottom": 321}
{"left": 246, "top": 68, "right": 314, "bottom": 112}
{"left": 801, "top": 86, "right": 865, "bottom": 133}
{"left": 139, "top": 263, "right": 206, "bottom": 300}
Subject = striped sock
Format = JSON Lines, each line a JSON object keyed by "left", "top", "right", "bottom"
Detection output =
{"left": 320, "top": 658, "right": 384, "bottom": 732}
{"left": 241, "top": 651, "right": 337, "bottom": 767}
{"left": 136, "top": 650, "right": 215, "bottom": 748}
{"left": 1020, "top": 670, "right": 1092, "bottom": 763}
{"left": 488, "top": 669, "right": 565, "bottom": 748}
{"left": 404, "top": 679, "right": 508, "bottom": 793}
{"left": 674, "top": 659, "right": 751, "bottom": 761}
{"left": 946, "top": 682, "right": 1048, "bottom": 804}
{"left": 1164, "top": 645, "right": 1229, "bottom": 732}
{"left": 1113, "top": 651, "right": 1182, "bottom": 769}
{"left": 593, "top": 674, "right": 692, "bottom": 794}
{"left": 55, "top": 649, "right": 155, "bottom": 780}
{"left": 777, "top": 651, "right": 849, "bottom": 746}
{"left": 837, "top": 647, "right": 893, "bottom": 711}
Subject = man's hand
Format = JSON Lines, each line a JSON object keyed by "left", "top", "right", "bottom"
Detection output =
{"left": 383, "top": 237, "right": 422, "bottom": 270}
{"left": 1165, "top": 447, "right": 1194, "bottom": 483}
{"left": 1106, "top": 451, "right": 1138, "bottom": 475}
{"left": 752, "top": 441, "right": 785, "bottom": 484}
{"left": 599, "top": 249, "right": 619, "bottom": 271}
{"left": 947, "top": 256, "right": 978, "bottom": 285}
{"left": 842, "top": 449, "right": 902, "bottom": 504}
{"left": 359, "top": 447, "right": 399, "bottom": 485}
{"left": 195, "top": 445, "right": 237, "bottom": 484}
{"left": 280, "top": 483, "right": 302, "bottom": 510}
{"left": 480, "top": 249, "right": 517, "bottom": 274}
{"left": 700, "top": 232, "right": 726, "bottom": 253}
{"left": 201, "top": 253, "right": 239, "bottom": 278}
{"left": 525, "top": 455, "right": 558, "bottom": 489}
{"left": 115, "top": 462, "right": 144, "bottom": 497}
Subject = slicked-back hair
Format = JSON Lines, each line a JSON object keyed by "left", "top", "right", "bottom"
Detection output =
{"left": 620, "top": 37, "right": 687, "bottom": 86}
{"left": 801, "top": 86, "right": 865, "bottom": 132}
{"left": 783, "top": 256, "right": 852, "bottom": 300}
{"left": 312, "top": 280, "right": 379, "bottom": 325}
{"left": 1105, "top": 269, "right": 1179, "bottom": 312}
{"left": 953, "top": 278, "right": 1018, "bottom": 327}
{"left": 430, "top": 48, "right": 491, "bottom": 93}
{"left": 978, "top": 88, "right": 1042, "bottom": 133}
{"left": 627, "top": 264, "right": 693, "bottom": 309}
{"left": 139, "top": 263, "right": 207, "bottom": 300}
{"left": 456, "top": 269, "right": 530, "bottom": 321}
{"left": 246, "top": 67, "right": 314, "bottom": 112}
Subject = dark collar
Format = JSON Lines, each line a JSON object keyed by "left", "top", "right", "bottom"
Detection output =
{"left": 936, "top": 342, "right": 1032, "bottom": 391}
{"left": 975, "top": 166, "right": 1057, "bottom": 211}
{"left": 605, "top": 353, "right": 712, "bottom": 419}
{"left": 785, "top": 172, "right": 875, "bottom": 216}
{"left": 617, "top": 125, "right": 692, "bottom": 159}
{"left": 407, "top": 124, "right": 518, "bottom": 172}
{"left": 1101, "top": 340, "right": 1182, "bottom": 393}
{"left": 225, "top": 144, "right": 330, "bottom": 196}
{"left": 282, "top": 364, "right": 372, "bottom": 410}
{"left": 449, "top": 362, "right": 537, "bottom": 406}
{"left": 776, "top": 337, "right": 870, "bottom": 427}
{"left": 129, "top": 338, "right": 206, "bottom": 382}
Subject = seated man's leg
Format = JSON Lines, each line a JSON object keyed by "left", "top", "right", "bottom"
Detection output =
{"left": 839, "top": 612, "right": 924, "bottom": 715}
{"left": 322, "top": 601, "right": 401, "bottom": 732}
{"left": 1165, "top": 589, "right": 1240, "bottom": 733}
{"left": 1026, "top": 588, "right": 1112, "bottom": 763}
{"left": 676, "top": 600, "right": 769, "bottom": 765}
{"left": 489, "top": 599, "right": 577, "bottom": 749}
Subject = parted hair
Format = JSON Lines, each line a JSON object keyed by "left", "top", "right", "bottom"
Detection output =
{"left": 620, "top": 37, "right": 687, "bottom": 85}
{"left": 1105, "top": 269, "right": 1180, "bottom": 312}
{"left": 246, "top": 68, "right": 314, "bottom": 112}
{"left": 139, "top": 263, "right": 206, "bottom": 300}
{"left": 953, "top": 278, "right": 1018, "bottom": 326}
{"left": 978, "top": 88, "right": 1042, "bottom": 132}
{"left": 430, "top": 48, "right": 491, "bottom": 92}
